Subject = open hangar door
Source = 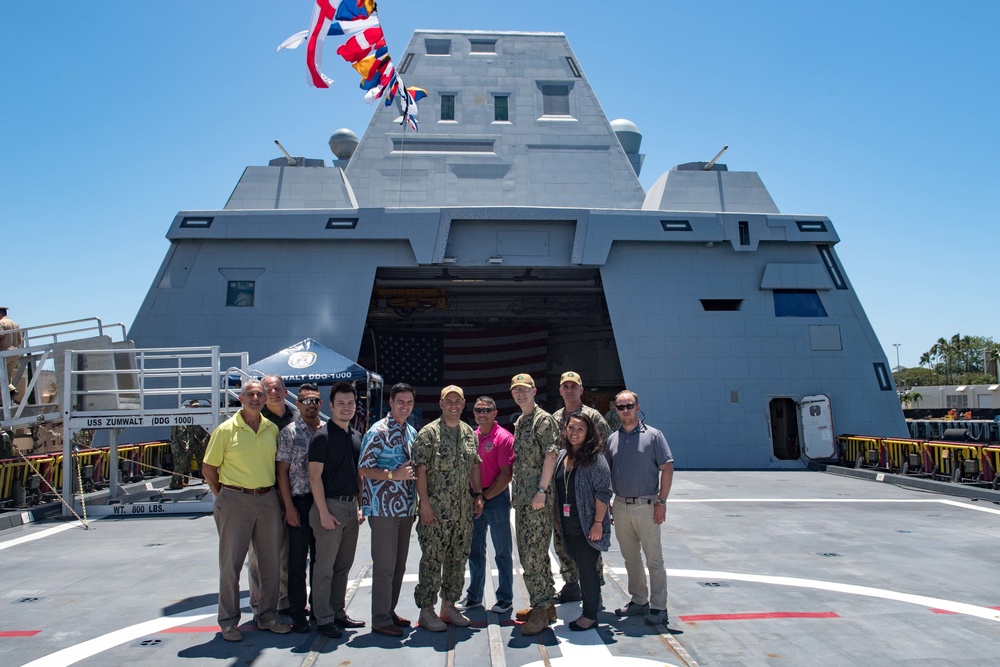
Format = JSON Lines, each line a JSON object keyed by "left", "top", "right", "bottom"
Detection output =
{"left": 357, "top": 267, "right": 624, "bottom": 428}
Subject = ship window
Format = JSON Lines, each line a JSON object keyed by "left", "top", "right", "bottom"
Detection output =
{"left": 425, "top": 39, "right": 451, "bottom": 55}
{"left": 701, "top": 299, "right": 743, "bottom": 311}
{"left": 773, "top": 290, "right": 827, "bottom": 317}
{"left": 326, "top": 218, "right": 358, "bottom": 229}
{"left": 398, "top": 53, "right": 413, "bottom": 74}
{"left": 818, "top": 245, "right": 847, "bottom": 290}
{"left": 494, "top": 95, "right": 509, "bottom": 122}
{"left": 542, "top": 84, "right": 570, "bottom": 115}
{"left": 738, "top": 221, "right": 750, "bottom": 246}
{"left": 566, "top": 57, "right": 581, "bottom": 77}
{"left": 226, "top": 281, "right": 255, "bottom": 308}
{"left": 797, "top": 220, "right": 828, "bottom": 232}
{"left": 440, "top": 94, "right": 456, "bottom": 121}
{"left": 873, "top": 363, "right": 893, "bottom": 391}
{"left": 660, "top": 220, "right": 692, "bottom": 231}
{"left": 470, "top": 39, "right": 496, "bottom": 53}
{"left": 180, "top": 216, "right": 213, "bottom": 228}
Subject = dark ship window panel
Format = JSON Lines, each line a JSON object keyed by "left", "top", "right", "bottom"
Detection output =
{"left": 541, "top": 84, "right": 571, "bottom": 115}
{"left": 180, "top": 217, "right": 213, "bottom": 228}
{"left": 817, "top": 245, "right": 847, "bottom": 290}
{"left": 390, "top": 138, "right": 495, "bottom": 153}
{"left": 738, "top": 221, "right": 750, "bottom": 246}
{"left": 494, "top": 95, "right": 509, "bottom": 122}
{"left": 226, "top": 281, "right": 255, "bottom": 308}
{"left": 425, "top": 38, "right": 451, "bottom": 55}
{"left": 660, "top": 220, "right": 692, "bottom": 232}
{"left": 566, "top": 57, "right": 582, "bottom": 77}
{"left": 796, "top": 220, "right": 828, "bottom": 232}
{"left": 701, "top": 299, "right": 743, "bottom": 311}
{"left": 398, "top": 53, "right": 413, "bottom": 73}
{"left": 470, "top": 39, "right": 497, "bottom": 53}
{"left": 873, "top": 362, "right": 893, "bottom": 391}
{"left": 440, "top": 94, "right": 456, "bottom": 121}
{"left": 326, "top": 218, "right": 359, "bottom": 229}
{"left": 773, "top": 290, "right": 828, "bottom": 318}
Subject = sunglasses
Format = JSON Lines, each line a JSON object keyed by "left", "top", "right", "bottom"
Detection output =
{"left": 473, "top": 408, "right": 495, "bottom": 414}
{"left": 615, "top": 403, "right": 637, "bottom": 411}
{"left": 299, "top": 398, "right": 322, "bottom": 405}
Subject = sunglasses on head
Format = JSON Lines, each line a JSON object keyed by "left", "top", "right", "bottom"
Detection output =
{"left": 299, "top": 397, "right": 321, "bottom": 405}
{"left": 614, "top": 403, "right": 637, "bottom": 411}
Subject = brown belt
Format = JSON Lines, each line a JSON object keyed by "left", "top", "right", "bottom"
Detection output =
{"left": 221, "top": 484, "right": 273, "bottom": 496}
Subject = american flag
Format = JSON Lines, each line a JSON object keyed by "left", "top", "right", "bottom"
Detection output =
{"left": 373, "top": 326, "right": 548, "bottom": 428}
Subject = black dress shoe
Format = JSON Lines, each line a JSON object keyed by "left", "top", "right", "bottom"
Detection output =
{"left": 317, "top": 622, "right": 343, "bottom": 638}
{"left": 390, "top": 612, "right": 411, "bottom": 627}
{"left": 290, "top": 618, "right": 311, "bottom": 633}
{"left": 334, "top": 615, "right": 366, "bottom": 629}
{"left": 568, "top": 619, "right": 599, "bottom": 631}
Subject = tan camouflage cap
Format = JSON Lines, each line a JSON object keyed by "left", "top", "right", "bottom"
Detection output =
{"left": 440, "top": 384, "right": 465, "bottom": 399}
{"left": 510, "top": 373, "right": 535, "bottom": 389}
{"left": 559, "top": 371, "right": 583, "bottom": 386}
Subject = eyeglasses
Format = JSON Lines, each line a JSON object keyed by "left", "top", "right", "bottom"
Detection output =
{"left": 299, "top": 398, "right": 321, "bottom": 405}
{"left": 615, "top": 403, "right": 637, "bottom": 411}
{"left": 473, "top": 408, "right": 495, "bottom": 414}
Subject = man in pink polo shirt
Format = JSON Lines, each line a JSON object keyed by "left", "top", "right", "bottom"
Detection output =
{"left": 459, "top": 396, "right": 515, "bottom": 614}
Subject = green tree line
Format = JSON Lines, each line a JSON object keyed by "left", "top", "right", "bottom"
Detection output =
{"left": 893, "top": 334, "right": 1000, "bottom": 387}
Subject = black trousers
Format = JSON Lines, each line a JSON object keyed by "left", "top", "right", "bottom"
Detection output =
{"left": 561, "top": 527, "right": 602, "bottom": 620}
{"left": 287, "top": 494, "right": 315, "bottom": 620}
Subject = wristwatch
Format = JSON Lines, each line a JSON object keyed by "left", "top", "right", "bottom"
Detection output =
{"left": 655, "top": 498, "right": 666, "bottom": 505}
{"left": 474, "top": 492, "right": 484, "bottom": 498}
{"left": 536, "top": 487, "right": 547, "bottom": 495}
{"left": 387, "top": 469, "right": 393, "bottom": 480}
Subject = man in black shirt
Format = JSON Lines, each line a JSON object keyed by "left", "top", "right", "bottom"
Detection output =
{"left": 308, "top": 381, "right": 364, "bottom": 638}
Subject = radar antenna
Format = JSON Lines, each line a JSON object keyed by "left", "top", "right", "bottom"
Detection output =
{"left": 273, "top": 140, "right": 299, "bottom": 166}
{"left": 704, "top": 145, "right": 729, "bottom": 170}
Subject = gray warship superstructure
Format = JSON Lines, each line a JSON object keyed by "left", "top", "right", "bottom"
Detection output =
{"left": 129, "top": 30, "right": 907, "bottom": 468}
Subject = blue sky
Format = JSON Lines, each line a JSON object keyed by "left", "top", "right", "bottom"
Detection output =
{"left": 2, "top": 1, "right": 997, "bottom": 369}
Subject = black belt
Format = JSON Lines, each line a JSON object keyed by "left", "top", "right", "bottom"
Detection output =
{"left": 620, "top": 496, "right": 654, "bottom": 505}
{"left": 327, "top": 494, "right": 357, "bottom": 502}
{"left": 221, "top": 484, "right": 273, "bottom": 495}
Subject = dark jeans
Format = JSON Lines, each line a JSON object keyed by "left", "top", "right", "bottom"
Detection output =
{"left": 561, "top": 528, "right": 602, "bottom": 620}
{"left": 467, "top": 489, "right": 514, "bottom": 603}
{"left": 287, "top": 494, "right": 315, "bottom": 621}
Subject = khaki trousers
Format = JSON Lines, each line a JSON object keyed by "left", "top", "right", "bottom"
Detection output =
{"left": 611, "top": 498, "right": 668, "bottom": 610}
{"left": 213, "top": 487, "right": 283, "bottom": 627}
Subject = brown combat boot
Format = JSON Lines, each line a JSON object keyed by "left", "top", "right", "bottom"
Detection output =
{"left": 520, "top": 605, "right": 555, "bottom": 636}
{"left": 516, "top": 605, "right": 557, "bottom": 622}
{"left": 418, "top": 606, "right": 447, "bottom": 632}
{"left": 439, "top": 601, "right": 470, "bottom": 627}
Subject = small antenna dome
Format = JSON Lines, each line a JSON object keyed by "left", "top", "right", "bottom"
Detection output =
{"left": 328, "top": 129, "right": 359, "bottom": 160}
{"left": 610, "top": 119, "right": 642, "bottom": 155}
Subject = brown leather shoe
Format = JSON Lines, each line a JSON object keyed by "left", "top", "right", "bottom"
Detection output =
{"left": 391, "top": 611, "right": 411, "bottom": 627}
{"left": 372, "top": 623, "right": 403, "bottom": 637}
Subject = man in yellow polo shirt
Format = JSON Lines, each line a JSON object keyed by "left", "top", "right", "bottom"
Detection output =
{"left": 203, "top": 380, "right": 291, "bottom": 642}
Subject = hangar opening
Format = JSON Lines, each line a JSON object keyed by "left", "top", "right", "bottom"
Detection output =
{"left": 358, "top": 266, "right": 624, "bottom": 426}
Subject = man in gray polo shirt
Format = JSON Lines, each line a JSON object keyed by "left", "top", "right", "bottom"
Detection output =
{"left": 605, "top": 389, "right": 674, "bottom": 626}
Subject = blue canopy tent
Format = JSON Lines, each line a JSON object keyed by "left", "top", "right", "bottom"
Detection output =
{"left": 247, "top": 338, "right": 383, "bottom": 429}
